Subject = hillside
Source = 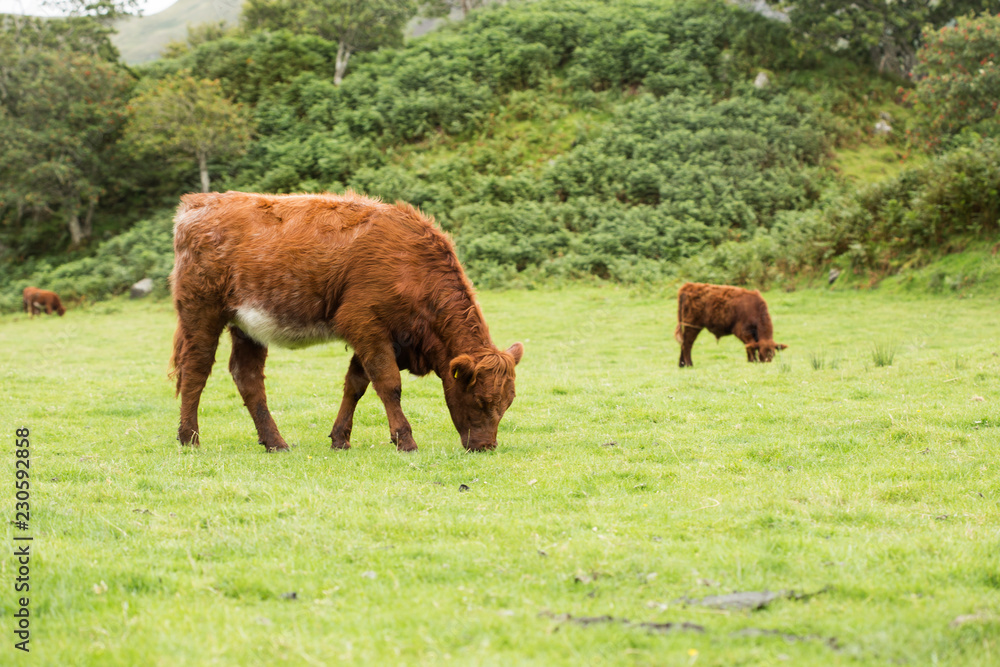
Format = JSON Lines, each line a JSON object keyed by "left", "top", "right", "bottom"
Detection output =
{"left": 3, "top": 0, "right": 999, "bottom": 309}
{"left": 112, "top": 0, "right": 241, "bottom": 63}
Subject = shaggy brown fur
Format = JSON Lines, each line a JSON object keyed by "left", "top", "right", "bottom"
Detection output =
{"left": 23, "top": 287, "right": 66, "bottom": 317}
{"left": 169, "top": 190, "right": 523, "bottom": 452}
{"left": 674, "top": 282, "right": 786, "bottom": 367}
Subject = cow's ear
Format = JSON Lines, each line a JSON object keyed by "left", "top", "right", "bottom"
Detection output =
{"left": 450, "top": 354, "right": 478, "bottom": 388}
{"left": 506, "top": 342, "right": 524, "bottom": 365}
{"left": 776, "top": 343, "right": 788, "bottom": 350}
{"left": 745, "top": 342, "right": 759, "bottom": 350}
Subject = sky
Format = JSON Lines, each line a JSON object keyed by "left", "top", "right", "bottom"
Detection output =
{"left": 0, "top": 0, "right": 178, "bottom": 17}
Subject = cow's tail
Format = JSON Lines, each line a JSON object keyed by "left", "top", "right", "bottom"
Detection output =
{"left": 168, "top": 325, "right": 184, "bottom": 397}
{"left": 674, "top": 290, "right": 686, "bottom": 343}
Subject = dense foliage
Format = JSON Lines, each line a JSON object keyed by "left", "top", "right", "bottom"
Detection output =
{"left": 778, "top": 0, "right": 1000, "bottom": 78}
{"left": 3, "top": 0, "right": 1000, "bottom": 309}
{"left": 242, "top": 0, "right": 425, "bottom": 83}
{"left": 684, "top": 139, "right": 1000, "bottom": 287}
{"left": 0, "top": 14, "right": 134, "bottom": 251}
{"left": 450, "top": 91, "right": 826, "bottom": 284}
{"left": 909, "top": 11, "right": 1000, "bottom": 143}
{"left": 0, "top": 212, "right": 174, "bottom": 312}
{"left": 124, "top": 74, "right": 252, "bottom": 193}
{"left": 145, "top": 0, "right": 827, "bottom": 285}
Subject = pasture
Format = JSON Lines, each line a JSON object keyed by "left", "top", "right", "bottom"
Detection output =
{"left": 1, "top": 285, "right": 998, "bottom": 665}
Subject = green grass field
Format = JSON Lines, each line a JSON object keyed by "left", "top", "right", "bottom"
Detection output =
{"left": 2, "top": 285, "right": 998, "bottom": 665}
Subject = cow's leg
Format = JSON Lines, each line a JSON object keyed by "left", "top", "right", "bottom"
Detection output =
{"left": 330, "top": 354, "right": 370, "bottom": 450}
{"left": 229, "top": 326, "right": 289, "bottom": 452}
{"left": 679, "top": 326, "right": 701, "bottom": 368}
{"left": 175, "top": 312, "right": 226, "bottom": 446}
{"left": 734, "top": 324, "right": 759, "bottom": 363}
{"left": 359, "top": 344, "right": 417, "bottom": 452}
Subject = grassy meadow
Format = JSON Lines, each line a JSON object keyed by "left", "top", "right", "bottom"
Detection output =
{"left": 1, "top": 285, "right": 998, "bottom": 665}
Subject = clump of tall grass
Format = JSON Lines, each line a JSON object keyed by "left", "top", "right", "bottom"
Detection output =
{"left": 871, "top": 341, "right": 898, "bottom": 367}
{"left": 810, "top": 352, "right": 826, "bottom": 370}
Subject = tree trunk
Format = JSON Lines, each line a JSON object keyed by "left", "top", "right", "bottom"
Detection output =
{"left": 68, "top": 209, "right": 84, "bottom": 246}
{"left": 82, "top": 199, "right": 96, "bottom": 239}
{"left": 198, "top": 149, "right": 210, "bottom": 193}
{"left": 334, "top": 39, "right": 353, "bottom": 86}
{"left": 872, "top": 31, "right": 916, "bottom": 79}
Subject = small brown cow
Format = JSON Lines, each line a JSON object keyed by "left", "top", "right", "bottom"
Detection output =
{"left": 23, "top": 287, "right": 66, "bottom": 317}
{"left": 674, "top": 282, "right": 786, "bottom": 367}
{"left": 169, "top": 190, "right": 524, "bottom": 453}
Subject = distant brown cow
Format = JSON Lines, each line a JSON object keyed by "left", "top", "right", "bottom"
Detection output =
{"left": 674, "top": 282, "right": 786, "bottom": 367}
{"left": 169, "top": 190, "right": 524, "bottom": 453}
{"left": 23, "top": 287, "right": 66, "bottom": 317}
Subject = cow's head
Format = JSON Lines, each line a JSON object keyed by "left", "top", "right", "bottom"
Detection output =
{"left": 444, "top": 343, "right": 524, "bottom": 451}
{"left": 746, "top": 340, "right": 787, "bottom": 362}
{"left": 56, "top": 304, "right": 66, "bottom": 316}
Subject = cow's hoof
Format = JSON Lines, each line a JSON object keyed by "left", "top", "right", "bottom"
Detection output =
{"left": 330, "top": 437, "right": 351, "bottom": 450}
{"left": 262, "top": 441, "right": 291, "bottom": 453}
{"left": 396, "top": 440, "right": 418, "bottom": 453}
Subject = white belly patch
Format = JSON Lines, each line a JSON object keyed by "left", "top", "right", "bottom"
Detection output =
{"left": 232, "top": 306, "right": 337, "bottom": 349}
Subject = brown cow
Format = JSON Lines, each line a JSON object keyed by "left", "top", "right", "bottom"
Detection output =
{"left": 23, "top": 287, "right": 66, "bottom": 317}
{"left": 674, "top": 282, "right": 786, "bottom": 367}
{"left": 169, "top": 190, "right": 524, "bottom": 453}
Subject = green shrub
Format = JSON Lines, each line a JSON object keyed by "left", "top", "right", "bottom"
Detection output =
{"left": 452, "top": 91, "right": 827, "bottom": 280}
{"left": 684, "top": 138, "right": 1000, "bottom": 287}
{"left": 909, "top": 12, "right": 1000, "bottom": 142}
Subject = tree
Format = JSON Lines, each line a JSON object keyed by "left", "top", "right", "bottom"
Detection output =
{"left": 124, "top": 74, "right": 252, "bottom": 192}
{"left": 909, "top": 12, "right": 1000, "bottom": 142}
{"left": 776, "top": 0, "right": 1000, "bottom": 78}
{"left": 162, "top": 20, "right": 234, "bottom": 59}
{"left": 42, "top": 0, "right": 141, "bottom": 20}
{"left": 448, "top": 0, "right": 496, "bottom": 19}
{"left": 241, "top": 0, "right": 422, "bottom": 84}
{"left": 241, "top": 0, "right": 300, "bottom": 33}
{"left": 0, "top": 18, "right": 133, "bottom": 249}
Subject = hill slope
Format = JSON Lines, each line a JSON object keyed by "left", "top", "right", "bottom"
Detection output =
{"left": 112, "top": 0, "right": 241, "bottom": 63}
{"left": 4, "top": 0, "right": 997, "bottom": 308}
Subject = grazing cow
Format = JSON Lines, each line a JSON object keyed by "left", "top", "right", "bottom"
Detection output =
{"left": 23, "top": 287, "right": 66, "bottom": 317}
{"left": 169, "top": 190, "right": 524, "bottom": 453}
{"left": 674, "top": 282, "right": 786, "bottom": 367}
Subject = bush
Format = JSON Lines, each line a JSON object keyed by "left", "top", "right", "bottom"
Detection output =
{"left": 450, "top": 91, "right": 827, "bottom": 280}
{"left": 909, "top": 12, "right": 1000, "bottom": 143}
{"left": 679, "top": 139, "right": 1000, "bottom": 286}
